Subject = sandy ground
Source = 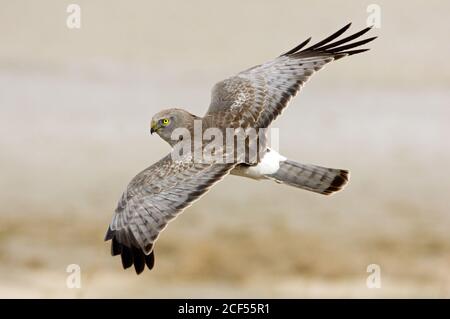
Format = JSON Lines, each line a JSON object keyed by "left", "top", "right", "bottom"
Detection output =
{"left": 0, "top": 1, "right": 449, "bottom": 298}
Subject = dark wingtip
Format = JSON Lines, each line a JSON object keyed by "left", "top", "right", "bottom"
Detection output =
{"left": 306, "top": 23, "right": 352, "bottom": 51}
{"left": 320, "top": 27, "right": 374, "bottom": 51}
{"left": 284, "top": 23, "right": 376, "bottom": 60}
{"left": 111, "top": 237, "right": 122, "bottom": 256}
{"left": 108, "top": 233, "right": 155, "bottom": 274}
{"left": 281, "top": 37, "right": 312, "bottom": 56}
{"left": 104, "top": 227, "right": 114, "bottom": 241}
{"left": 132, "top": 247, "right": 146, "bottom": 275}
{"left": 145, "top": 251, "right": 155, "bottom": 270}
{"left": 280, "top": 22, "right": 355, "bottom": 57}
{"left": 120, "top": 246, "right": 134, "bottom": 269}
{"left": 328, "top": 36, "right": 377, "bottom": 53}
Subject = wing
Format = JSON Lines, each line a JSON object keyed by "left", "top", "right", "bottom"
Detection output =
{"left": 206, "top": 23, "right": 376, "bottom": 128}
{"left": 105, "top": 153, "right": 234, "bottom": 274}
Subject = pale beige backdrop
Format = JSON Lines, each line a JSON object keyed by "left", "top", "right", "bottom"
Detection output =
{"left": 0, "top": 0, "right": 449, "bottom": 298}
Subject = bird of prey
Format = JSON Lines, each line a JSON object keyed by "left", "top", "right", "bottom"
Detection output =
{"left": 105, "top": 23, "right": 376, "bottom": 274}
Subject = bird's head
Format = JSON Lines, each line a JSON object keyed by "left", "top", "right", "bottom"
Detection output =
{"left": 150, "top": 108, "right": 198, "bottom": 146}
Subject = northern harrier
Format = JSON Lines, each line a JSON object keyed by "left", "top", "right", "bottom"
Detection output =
{"left": 105, "top": 23, "right": 376, "bottom": 274}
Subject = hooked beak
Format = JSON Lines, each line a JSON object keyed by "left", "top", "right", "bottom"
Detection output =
{"left": 150, "top": 121, "right": 158, "bottom": 134}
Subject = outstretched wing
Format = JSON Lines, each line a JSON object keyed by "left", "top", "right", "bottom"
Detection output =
{"left": 206, "top": 23, "right": 376, "bottom": 128}
{"left": 105, "top": 153, "right": 233, "bottom": 274}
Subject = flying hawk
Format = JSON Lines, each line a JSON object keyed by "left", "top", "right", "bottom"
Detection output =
{"left": 105, "top": 23, "right": 376, "bottom": 274}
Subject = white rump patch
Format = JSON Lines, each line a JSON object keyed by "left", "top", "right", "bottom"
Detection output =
{"left": 234, "top": 148, "right": 286, "bottom": 179}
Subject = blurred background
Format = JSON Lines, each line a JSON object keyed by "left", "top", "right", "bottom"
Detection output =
{"left": 0, "top": 0, "right": 449, "bottom": 298}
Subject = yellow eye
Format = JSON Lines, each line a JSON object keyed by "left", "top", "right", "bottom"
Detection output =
{"left": 162, "top": 118, "right": 170, "bottom": 126}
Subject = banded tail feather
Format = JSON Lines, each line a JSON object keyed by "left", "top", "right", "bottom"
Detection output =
{"left": 231, "top": 148, "right": 349, "bottom": 195}
{"left": 266, "top": 159, "right": 349, "bottom": 195}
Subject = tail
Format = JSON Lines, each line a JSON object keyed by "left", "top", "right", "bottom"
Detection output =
{"left": 265, "top": 159, "right": 349, "bottom": 195}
